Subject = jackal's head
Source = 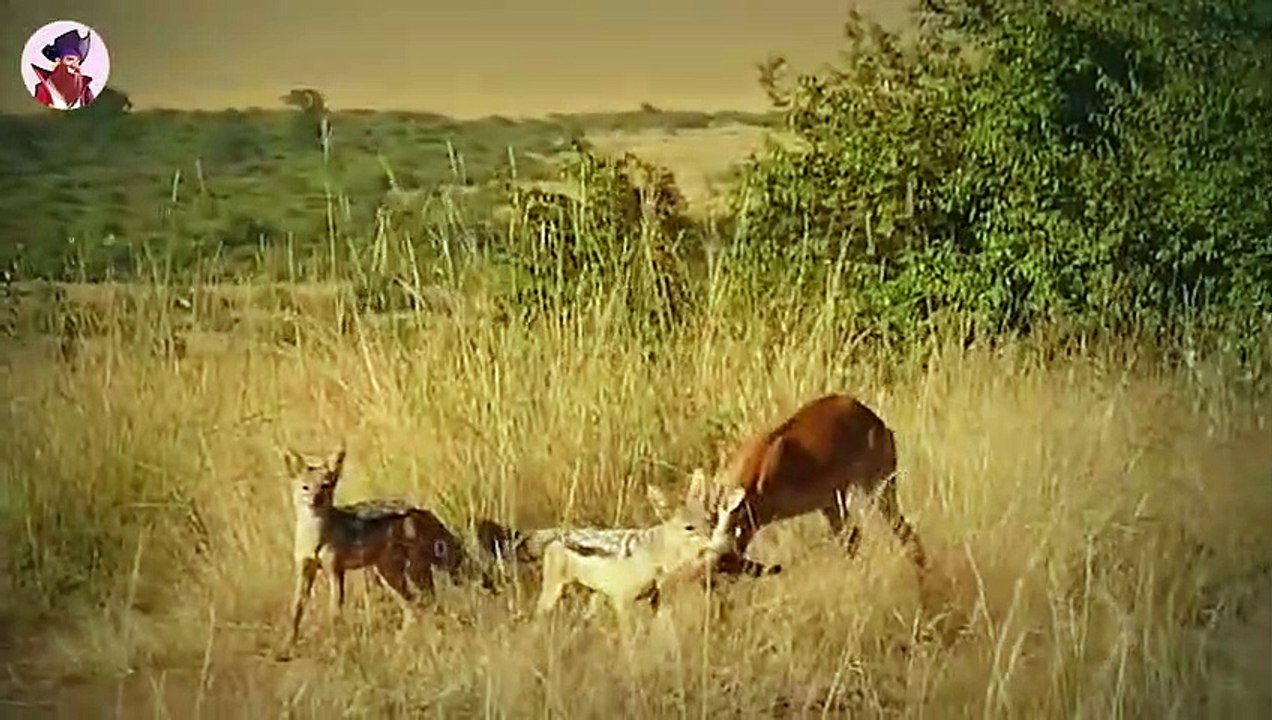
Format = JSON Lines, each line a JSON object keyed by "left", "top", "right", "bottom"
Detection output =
{"left": 646, "top": 481, "right": 747, "bottom": 570}
{"left": 284, "top": 447, "right": 346, "bottom": 513}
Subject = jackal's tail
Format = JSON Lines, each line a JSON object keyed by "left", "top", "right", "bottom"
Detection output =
{"left": 474, "top": 519, "right": 562, "bottom": 564}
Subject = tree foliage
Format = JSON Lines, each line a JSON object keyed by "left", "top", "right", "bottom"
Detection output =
{"left": 733, "top": 0, "right": 1272, "bottom": 344}
{"left": 280, "top": 88, "right": 327, "bottom": 115}
{"left": 84, "top": 87, "right": 133, "bottom": 118}
{"left": 281, "top": 87, "right": 328, "bottom": 150}
{"left": 498, "top": 149, "right": 695, "bottom": 329}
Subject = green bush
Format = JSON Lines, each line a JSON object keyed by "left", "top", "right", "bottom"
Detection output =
{"left": 496, "top": 149, "right": 695, "bottom": 332}
{"left": 731, "top": 1, "right": 1272, "bottom": 347}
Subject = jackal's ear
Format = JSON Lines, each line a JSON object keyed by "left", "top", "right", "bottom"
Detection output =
{"left": 719, "top": 486, "right": 746, "bottom": 515}
{"left": 646, "top": 484, "right": 673, "bottom": 521}
{"left": 686, "top": 467, "right": 708, "bottom": 505}
{"left": 283, "top": 449, "right": 306, "bottom": 476}
{"left": 329, "top": 448, "right": 347, "bottom": 477}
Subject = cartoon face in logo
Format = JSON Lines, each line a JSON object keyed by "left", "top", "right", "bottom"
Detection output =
{"left": 20, "top": 20, "right": 112, "bottom": 111}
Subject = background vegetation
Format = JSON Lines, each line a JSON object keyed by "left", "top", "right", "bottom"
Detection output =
{"left": 1, "top": 0, "right": 1269, "bottom": 716}
{"left": 0, "top": 100, "right": 776, "bottom": 280}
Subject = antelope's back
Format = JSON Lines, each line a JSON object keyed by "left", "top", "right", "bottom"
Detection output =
{"left": 727, "top": 393, "right": 897, "bottom": 499}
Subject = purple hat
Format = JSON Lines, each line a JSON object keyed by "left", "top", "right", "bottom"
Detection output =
{"left": 41, "top": 29, "right": 91, "bottom": 62}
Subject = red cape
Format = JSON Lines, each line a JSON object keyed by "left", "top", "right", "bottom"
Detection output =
{"left": 31, "top": 65, "right": 95, "bottom": 108}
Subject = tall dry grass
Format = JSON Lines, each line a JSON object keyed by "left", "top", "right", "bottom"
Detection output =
{"left": 1, "top": 289, "right": 1269, "bottom": 718}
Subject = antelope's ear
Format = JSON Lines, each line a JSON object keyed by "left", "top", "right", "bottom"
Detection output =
{"left": 719, "top": 486, "right": 746, "bottom": 514}
{"left": 646, "top": 484, "right": 673, "bottom": 521}
{"left": 283, "top": 449, "right": 306, "bottom": 476}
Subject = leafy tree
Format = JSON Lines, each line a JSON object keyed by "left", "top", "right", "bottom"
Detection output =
{"left": 280, "top": 87, "right": 327, "bottom": 115}
{"left": 281, "top": 87, "right": 328, "bottom": 150}
{"left": 500, "top": 149, "right": 695, "bottom": 329}
{"left": 86, "top": 87, "right": 133, "bottom": 117}
{"left": 733, "top": 0, "right": 1272, "bottom": 344}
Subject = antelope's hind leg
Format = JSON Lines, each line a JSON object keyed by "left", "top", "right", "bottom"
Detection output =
{"left": 377, "top": 546, "right": 425, "bottom": 602}
{"left": 821, "top": 489, "right": 863, "bottom": 559}
{"left": 873, "top": 477, "right": 927, "bottom": 572}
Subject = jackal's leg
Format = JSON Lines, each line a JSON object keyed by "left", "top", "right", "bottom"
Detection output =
{"left": 375, "top": 556, "right": 422, "bottom": 630}
{"left": 534, "top": 577, "right": 568, "bottom": 618}
{"left": 582, "top": 592, "right": 607, "bottom": 621}
{"left": 403, "top": 545, "right": 436, "bottom": 601}
{"left": 534, "top": 551, "right": 569, "bottom": 619}
{"left": 328, "top": 566, "right": 347, "bottom": 627}
{"left": 290, "top": 558, "right": 320, "bottom": 645}
{"left": 611, "top": 596, "right": 640, "bottom": 644}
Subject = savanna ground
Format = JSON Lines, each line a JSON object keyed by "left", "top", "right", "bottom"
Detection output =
{"left": 3, "top": 1, "right": 1272, "bottom": 716}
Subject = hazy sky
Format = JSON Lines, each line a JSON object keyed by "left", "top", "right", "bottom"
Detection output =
{"left": 2, "top": 0, "right": 912, "bottom": 117}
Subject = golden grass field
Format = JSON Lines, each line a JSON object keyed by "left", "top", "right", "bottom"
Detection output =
{"left": 1, "top": 281, "right": 1270, "bottom": 718}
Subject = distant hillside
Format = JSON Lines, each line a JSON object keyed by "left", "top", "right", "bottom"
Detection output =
{"left": 0, "top": 105, "right": 780, "bottom": 278}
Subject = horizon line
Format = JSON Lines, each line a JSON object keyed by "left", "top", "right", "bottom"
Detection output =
{"left": 0, "top": 103, "right": 784, "bottom": 123}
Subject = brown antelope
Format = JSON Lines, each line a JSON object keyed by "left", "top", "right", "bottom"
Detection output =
{"left": 285, "top": 448, "right": 484, "bottom": 647}
{"left": 687, "top": 393, "right": 928, "bottom": 576}
{"left": 527, "top": 484, "right": 747, "bottom": 633}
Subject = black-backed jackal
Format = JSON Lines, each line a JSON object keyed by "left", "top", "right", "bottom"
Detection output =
{"left": 285, "top": 448, "right": 477, "bottom": 646}
{"left": 522, "top": 484, "right": 747, "bottom": 632}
